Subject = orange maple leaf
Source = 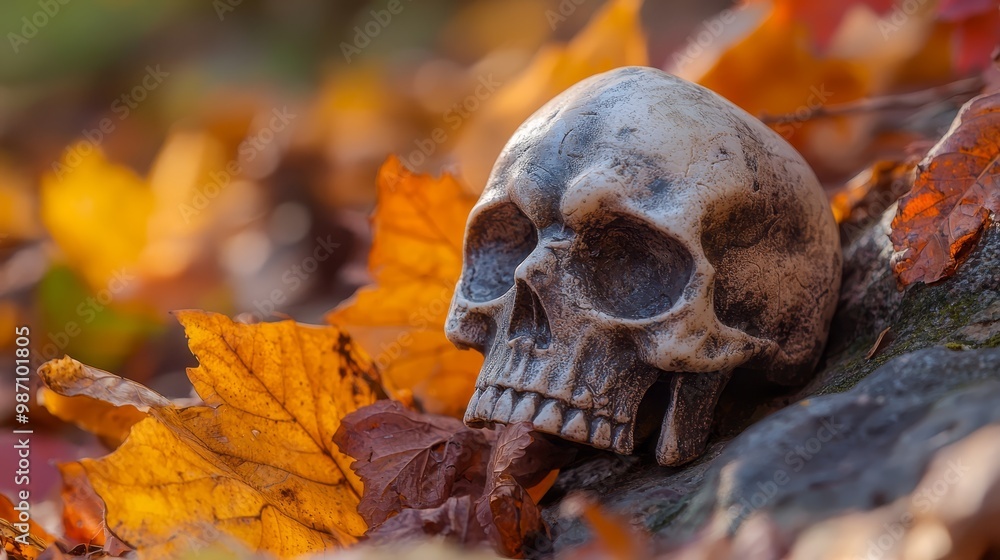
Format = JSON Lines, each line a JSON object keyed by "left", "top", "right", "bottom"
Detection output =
{"left": 328, "top": 156, "right": 482, "bottom": 417}
{"left": 890, "top": 92, "right": 1000, "bottom": 285}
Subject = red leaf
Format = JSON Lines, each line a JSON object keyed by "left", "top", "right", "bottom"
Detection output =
{"left": 366, "top": 495, "right": 487, "bottom": 545}
{"left": 890, "top": 92, "right": 1000, "bottom": 285}
{"left": 475, "top": 423, "right": 572, "bottom": 558}
{"left": 338, "top": 405, "right": 571, "bottom": 555}
{"left": 334, "top": 400, "right": 496, "bottom": 527}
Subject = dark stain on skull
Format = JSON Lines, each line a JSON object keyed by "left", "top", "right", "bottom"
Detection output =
{"left": 616, "top": 125, "right": 639, "bottom": 139}
{"left": 649, "top": 178, "right": 672, "bottom": 195}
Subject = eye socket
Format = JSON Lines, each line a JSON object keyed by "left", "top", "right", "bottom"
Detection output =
{"left": 573, "top": 216, "right": 693, "bottom": 319}
{"left": 461, "top": 203, "right": 538, "bottom": 302}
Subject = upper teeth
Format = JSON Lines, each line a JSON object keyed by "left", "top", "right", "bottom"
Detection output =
{"left": 466, "top": 386, "right": 632, "bottom": 452}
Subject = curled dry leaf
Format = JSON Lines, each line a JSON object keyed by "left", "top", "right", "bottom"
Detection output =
{"left": 327, "top": 156, "right": 482, "bottom": 417}
{"left": 37, "top": 310, "right": 385, "bottom": 558}
{"left": 890, "top": 92, "right": 1000, "bottom": 286}
{"left": 334, "top": 400, "right": 496, "bottom": 527}
{"left": 337, "top": 403, "right": 569, "bottom": 556}
{"left": 475, "top": 423, "right": 564, "bottom": 558}
{"left": 37, "top": 364, "right": 161, "bottom": 449}
{"left": 366, "top": 495, "right": 486, "bottom": 546}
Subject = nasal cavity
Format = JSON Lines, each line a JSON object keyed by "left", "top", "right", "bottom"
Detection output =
{"left": 508, "top": 280, "right": 552, "bottom": 349}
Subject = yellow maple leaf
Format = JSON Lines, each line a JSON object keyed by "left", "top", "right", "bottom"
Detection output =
{"left": 328, "top": 156, "right": 481, "bottom": 418}
{"left": 452, "top": 0, "right": 648, "bottom": 192}
{"left": 41, "top": 144, "right": 154, "bottom": 291}
{"left": 37, "top": 310, "right": 384, "bottom": 557}
{"left": 38, "top": 389, "right": 147, "bottom": 449}
{"left": 40, "top": 132, "right": 233, "bottom": 292}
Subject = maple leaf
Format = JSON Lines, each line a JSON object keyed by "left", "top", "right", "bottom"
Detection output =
{"left": 328, "top": 156, "right": 482, "bottom": 417}
{"left": 334, "top": 400, "right": 496, "bottom": 527}
{"left": 890, "top": 92, "right": 1000, "bottom": 286}
{"left": 336, "top": 402, "right": 569, "bottom": 556}
{"left": 37, "top": 311, "right": 385, "bottom": 557}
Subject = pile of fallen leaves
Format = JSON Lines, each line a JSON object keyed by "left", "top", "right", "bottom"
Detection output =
{"left": 28, "top": 311, "right": 568, "bottom": 558}
{"left": 4, "top": 0, "right": 1000, "bottom": 559}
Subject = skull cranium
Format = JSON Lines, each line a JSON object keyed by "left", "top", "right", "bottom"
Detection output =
{"left": 445, "top": 67, "right": 841, "bottom": 466}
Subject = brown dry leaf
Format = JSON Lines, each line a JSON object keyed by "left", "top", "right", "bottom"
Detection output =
{"left": 334, "top": 399, "right": 496, "bottom": 528}
{"left": 366, "top": 495, "right": 486, "bottom": 546}
{"left": 452, "top": 0, "right": 648, "bottom": 192}
{"left": 327, "top": 156, "right": 482, "bottom": 417}
{"left": 890, "top": 92, "right": 1000, "bottom": 286}
{"left": 37, "top": 311, "right": 385, "bottom": 557}
{"left": 1, "top": 494, "right": 53, "bottom": 560}
{"left": 338, "top": 403, "right": 566, "bottom": 556}
{"left": 475, "top": 423, "right": 560, "bottom": 558}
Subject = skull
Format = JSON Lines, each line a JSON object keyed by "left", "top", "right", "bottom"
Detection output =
{"left": 445, "top": 67, "right": 841, "bottom": 466}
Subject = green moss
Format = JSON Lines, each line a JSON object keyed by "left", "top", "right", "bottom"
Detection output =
{"left": 813, "top": 278, "right": 997, "bottom": 396}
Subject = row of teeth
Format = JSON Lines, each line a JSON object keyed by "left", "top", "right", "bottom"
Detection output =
{"left": 466, "top": 386, "right": 634, "bottom": 452}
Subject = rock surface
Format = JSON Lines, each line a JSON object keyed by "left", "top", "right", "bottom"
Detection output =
{"left": 539, "top": 207, "right": 1000, "bottom": 557}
